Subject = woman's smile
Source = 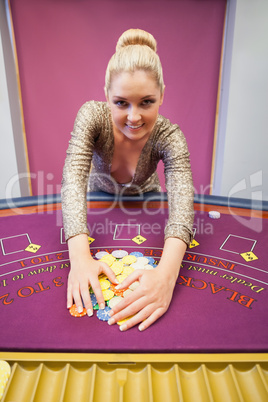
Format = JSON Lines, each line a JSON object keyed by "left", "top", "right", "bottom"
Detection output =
{"left": 125, "top": 123, "right": 145, "bottom": 131}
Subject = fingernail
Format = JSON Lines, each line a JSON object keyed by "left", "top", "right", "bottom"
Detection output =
{"left": 115, "top": 284, "right": 121, "bottom": 289}
{"left": 108, "top": 318, "right": 115, "bottom": 325}
{"left": 139, "top": 324, "right": 145, "bottom": 332}
{"left": 99, "top": 303, "right": 105, "bottom": 310}
{"left": 77, "top": 306, "right": 83, "bottom": 313}
{"left": 87, "top": 309, "right": 93, "bottom": 317}
{"left": 119, "top": 324, "right": 127, "bottom": 332}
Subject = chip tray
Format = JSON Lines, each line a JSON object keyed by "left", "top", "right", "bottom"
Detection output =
{"left": 0, "top": 353, "right": 267, "bottom": 401}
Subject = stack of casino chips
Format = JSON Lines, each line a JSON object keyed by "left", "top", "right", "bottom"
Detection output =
{"left": 69, "top": 250, "right": 157, "bottom": 325}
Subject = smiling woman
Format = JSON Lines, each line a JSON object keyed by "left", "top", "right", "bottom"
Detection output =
{"left": 61, "top": 28, "right": 194, "bottom": 332}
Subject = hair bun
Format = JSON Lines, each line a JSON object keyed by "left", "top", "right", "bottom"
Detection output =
{"left": 116, "top": 29, "right": 157, "bottom": 52}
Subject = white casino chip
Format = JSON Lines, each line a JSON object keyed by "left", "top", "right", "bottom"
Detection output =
{"left": 109, "top": 296, "right": 124, "bottom": 309}
{"left": 208, "top": 211, "right": 221, "bottom": 219}
{"left": 136, "top": 257, "right": 149, "bottom": 265}
{"left": 112, "top": 250, "right": 128, "bottom": 259}
{"left": 144, "top": 264, "right": 154, "bottom": 270}
{"left": 95, "top": 251, "right": 109, "bottom": 259}
{"left": 131, "top": 262, "right": 146, "bottom": 270}
{"left": 129, "top": 281, "right": 140, "bottom": 291}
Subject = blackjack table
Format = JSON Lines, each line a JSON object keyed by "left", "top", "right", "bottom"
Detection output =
{"left": 0, "top": 193, "right": 267, "bottom": 401}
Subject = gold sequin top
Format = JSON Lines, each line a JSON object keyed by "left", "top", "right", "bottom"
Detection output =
{"left": 61, "top": 101, "right": 194, "bottom": 245}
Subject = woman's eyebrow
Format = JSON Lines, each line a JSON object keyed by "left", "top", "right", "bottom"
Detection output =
{"left": 141, "top": 95, "right": 157, "bottom": 100}
{"left": 112, "top": 96, "right": 127, "bottom": 100}
{"left": 112, "top": 95, "right": 156, "bottom": 100}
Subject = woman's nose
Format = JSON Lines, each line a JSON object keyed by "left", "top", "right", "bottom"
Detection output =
{"left": 127, "top": 106, "right": 141, "bottom": 123}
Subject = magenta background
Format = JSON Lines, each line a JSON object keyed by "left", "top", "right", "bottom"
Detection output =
{"left": 10, "top": 0, "right": 226, "bottom": 196}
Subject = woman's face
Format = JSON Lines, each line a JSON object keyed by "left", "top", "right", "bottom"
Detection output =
{"left": 106, "top": 70, "right": 164, "bottom": 142}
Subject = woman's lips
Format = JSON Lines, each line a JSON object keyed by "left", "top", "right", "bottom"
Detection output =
{"left": 126, "top": 123, "right": 144, "bottom": 130}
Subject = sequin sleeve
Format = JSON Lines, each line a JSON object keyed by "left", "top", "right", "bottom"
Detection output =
{"left": 157, "top": 120, "right": 194, "bottom": 246}
{"left": 61, "top": 101, "right": 102, "bottom": 241}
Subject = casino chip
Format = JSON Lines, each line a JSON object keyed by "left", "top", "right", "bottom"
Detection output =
{"left": 108, "top": 296, "right": 124, "bottom": 309}
{"left": 69, "top": 304, "right": 87, "bottom": 317}
{"left": 117, "top": 315, "right": 134, "bottom": 326}
{"left": 122, "top": 255, "right": 137, "bottom": 265}
{"left": 129, "top": 281, "right": 140, "bottom": 291}
{"left": 131, "top": 262, "right": 146, "bottom": 270}
{"left": 95, "top": 251, "right": 109, "bottom": 259}
{"left": 98, "top": 273, "right": 108, "bottom": 280}
{"left": 97, "top": 306, "right": 111, "bottom": 321}
{"left": 123, "top": 289, "right": 133, "bottom": 298}
{"left": 99, "top": 278, "right": 111, "bottom": 290}
{"left": 0, "top": 360, "right": 11, "bottom": 400}
{"left": 102, "top": 289, "right": 114, "bottom": 301}
{"left": 110, "top": 261, "right": 124, "bottom": 275}
{"left": 122, "top": 266, "right": 134, "bottom": 276}
{"left": 90, "top": 293, "right": 98, "bottom": 307}
{"left": 146, "top": 256, "right": 156, "bottom": 265}
{"left": 136, "top": 256, "right": 149, "bottom": 265}
{"left": 208, "top": 211, "right": 221, "bottom": 219}
{"left": 144, "top": 264, "right": 154, "bottom": 270}
{"left": 100, "top": 254, "right": 116, "bottom": 266}
{"left": 130, "top": 251, "right": 143, "bottom": 258}
{"left": 112, "top": 249, "right": 128, "bottom": 259}
{"left": 109, "top": 283, "right": 125, "bottom": 297}
{"left": 116, "top": 274, "right": 128, "bottom": 283}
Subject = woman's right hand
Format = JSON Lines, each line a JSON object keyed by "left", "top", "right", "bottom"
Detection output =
{"left": 66, "top": 234, "right": 118, "bottom": 316}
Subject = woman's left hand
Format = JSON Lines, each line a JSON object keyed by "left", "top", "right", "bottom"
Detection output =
{"left": 107, "top": 265, "right": 177, "bottom": 331}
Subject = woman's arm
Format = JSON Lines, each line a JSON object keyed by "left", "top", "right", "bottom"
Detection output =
{"left": 62, "top": 102, "right": 118, "bottom": 315}
{"left": 61, "top": 102, "right": 98, "bottom": 241}
{"left": 107, "top": 123, "right": 193, "bottom": 330}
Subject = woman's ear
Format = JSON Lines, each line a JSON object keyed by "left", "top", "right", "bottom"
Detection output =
{"left": 104, "top": 87, "right": 109, "bottom": 103}
{"left": 160, "top": 85, "right": 165, "bottom": 106}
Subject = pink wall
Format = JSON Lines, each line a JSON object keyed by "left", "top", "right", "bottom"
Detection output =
{"left": 10, "top": 0, "right": 226, "bottom": 196}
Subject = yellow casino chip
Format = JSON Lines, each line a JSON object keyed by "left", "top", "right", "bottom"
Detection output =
{"left": 100, "top": 254, "right": 116, "bottom": 266}
{"left": 117, "top": 315, "right": 135, "bottom": 326}
{"left": 122, "top": 255, "right": 137, "bottom": 265}
{"left": 99, "top": 278, "right": 110, "bottom": 290}
{"left": 116, "top": 274, "right": 128, "bottom": 283}
{"left": 110, "top": 261, "right": 124, "bottom": 275}
{"left": 122, "top": 266, "right": 135, "bottom": 276}
{"left": 102, "top": 289, "right": 114, "bottom": 301}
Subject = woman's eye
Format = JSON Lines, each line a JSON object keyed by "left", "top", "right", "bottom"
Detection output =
{"left": 141, "top": 99, "right": 154, "bottom": 106}
{"left": 115, "top": 101, "right": 128, "bottom": 107}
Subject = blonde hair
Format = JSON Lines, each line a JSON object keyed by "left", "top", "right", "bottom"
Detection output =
{"left": 105, "top": 29, "right": 164, "bottom": 96}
